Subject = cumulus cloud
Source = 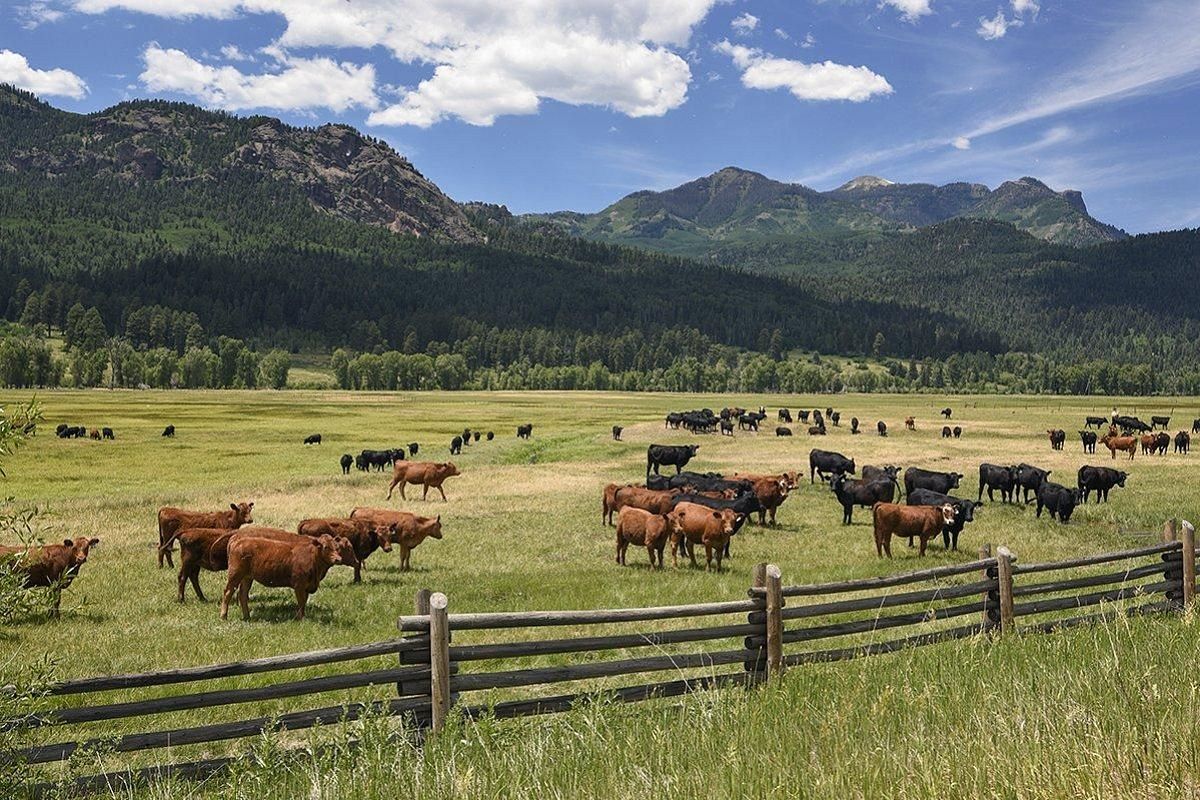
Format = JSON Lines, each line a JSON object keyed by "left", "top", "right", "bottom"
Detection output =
{"left": 881, "top": 0, "right": 932, "bottom": 22}
{"left": 715, "top": 41, "right": 892, "bottom": 102}
{"left": 1011, "top": 0, "right": 1039, "bottom": 15}
{"left": 731, "top": 12, "right": 758, "bottom": 35}
{"left": 75, "top": 0, "right": 721, "bottom": 126}
{"left": 0, "top": 49, "right": 88, "bottom": 98}
{"left": 219, "top": 44, "right": 253, "bottom": 62}
{"left": 15, "top": 2, "right": 64, "bottom": 28}
{"left": 977, "top": 9, "right": 1011, "bottom": 40}
{"left": 139, "top": 45, "right": 378, "bottom": 112}
{"left": 951, "top": 136, "right": 971, "bottom": 150}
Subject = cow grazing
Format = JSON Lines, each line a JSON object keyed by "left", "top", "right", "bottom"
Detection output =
{"left": 1084, "top": 416, "right": 1109, "bottom": 429}
{"left": 1193, "top": 419, "right": 1200, "bottom": 435}
{"left": 665, "top": 503, "right": 738, "bottom": 570}
{"left": 830, "top": 411, "right": 841, "bottom": 427}
{"left": 861, "top": 465, "right": 902, "bottom": 494}
{"left": 517, "top": 423, "right": 533, "bottom": 439}
{"left": 646, "top": 444, "right": 700, "bottom": 479}
{"left": 1035, "top": 482, "right": 1081, "bottom": 524}
{"left": 486, "top": 431, "right": 494, "bottom": 441}
{"left": 720, "top": 419, "right": 734, "bottom": 436}
{"left": 1140, "top": 433, "right": 1157, "bottom": 455}
{"left": 615, "top": 507, "right": 671, "bottom": 568}
{"left": 809, "top": 450, "right": 855, "bottom": 484}
{"left": 461, "top": 429, "right": 472, "bottom": 446}
{"left": 102, "top": 427, "right": 114, "bottom": 440}
{"left": 339, "top": 454, "right": 353, "bottom": 474}
{"left": 359, "top": 450, "right": 394, "bottom": 471}
{"left": 89, "top": 429, "right": 101, "bottom": 440}
{"left": 907, "top": 489, "right": 977, "bottom": 550}
{"left": 386, "top": 461, "right": 461, "bottom": 501}
{"left": 1101, "top": 433, "right": 1137, "bottom": 460}
{"left": 1151, "top": 415, "right": 1171, "bottom": 430}
{"left": 738, "top": 413, "right": 761, "bottom": 432}
{"left": 941, "top": 408, "right": 952, "bottom": 419}
{"left": 350, "top": 508, "right": 443, "bottom": 571}
{"left": 1079, "top": 431, "right": 1097, "bottom": 454}
{"left": 157, "top": 502, "right": 254, "bottom": 569}
{"left": 1113, "top": 415, "right": 1152, "bottom": 434}
{"left": 873, "top": 502, "right": 955, "bottom": 558}
{"left": 778, "top": 409, "right": 792, "bottom": 423}
{"left": 941, "top": 426, "right": 952, "bottom": 439}
{"left": 1047, "top": 429, "right": 1066, "bottom": 451}
{"left": 612, "top": 426, "right": 623, "bottom": 441}
{"left": 1076, "top": 466, "right": 1127, "bottom": 504}
{"left": 797, "top": 410, "right": 810, "bottom": 423}
{"left": 850, "top": 417, "right": 860, "bottom": 435}
{"left": 220, "top": 534, "right": 352, "bottom": 621}
{"left": 304, "top": 434, "right": 322, "bottom": 445}
{"left": 905, "top": 416, "right": 916, "bottom": 431}
{"left": 354, "top": 454, "right": 368, "bottom": 472}
{"left": 831, "top": 474, "right": 895, "bottom": 525}
{"left": 298, "top": 518, "right": 395, "bottom": 583}
{"left": 1015, "top": 464, "right": 1052, "bottom": 503}
{"left": 978, "top": 464, "right": 1019, "bottom": 503}
{"left": 409, "top": 442, "right": 420, "bottom": 457}
{"left": 1175, "top": 431, "right": 1191, "bottom": 454}
{"left": 473, "top": 431, "right": 481, "bottom": 442}
{"left": 162, "top": 425, "right": 175, "bottom": 437}
{"left": 55, "top": 423, "right": 68, "bottom": 438}
{"left": 953, "top": 426, "right": 962, "bottom": 438}
{"left": 808, "top": 425, "right": 826, "bottom": 436}
{"left": 775, "top": 426, "right": 793, "bottom": 437}
{"left": 878, "top": 421, "right": 888, "bottom": 437}
{"left": 450, "top": 436, "right": 463, "bottom": 455}
{"left": 903, "top": 467, "right": 963, "bottom": 497}
{"left": 0, "top": 536, "right": 99, "bottom": 616}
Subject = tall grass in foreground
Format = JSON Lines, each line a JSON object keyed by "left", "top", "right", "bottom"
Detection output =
{"left": 84, "top": 612, "right": 1200, "bottom": 800}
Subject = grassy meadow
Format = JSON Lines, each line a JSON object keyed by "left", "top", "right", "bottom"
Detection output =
{"left": 3, "top": 389, "right": 1200, "bottom": 797}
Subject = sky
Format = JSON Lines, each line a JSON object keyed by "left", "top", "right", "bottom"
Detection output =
{"left": 2, "top": 0, "right": 1199, "bottom": 233}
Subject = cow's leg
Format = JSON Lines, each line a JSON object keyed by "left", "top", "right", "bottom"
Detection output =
{"left": 918, "top": 536, "right": 928, "bottom": 556}
{"left": 386, "top": 478, "right": 399, "bottom": 500}
{"left": 907, "top": 536, "right": 914, "bottom": 548}
{"left": 353, "top": 559, "right": 362, "bottom": 583}
{"left": 437, "top": 486, "right": 448, "bottom": 502}
{"left": 219, "top": 577, "right": 236, "bottom": 620}
{"left": 177, "top": 563, "right": 189, "bottom": 602}
{"left": 190, "top": 565, "right": 206, "bottom": 602}
{"left": 294, "top": 589, "right": 308, "bottom": 620}
{"left": 704, "top": 543, "right": 714, "bottom": 571}
{"left": 238, "top": 577, "right": 252, "bottom": 620}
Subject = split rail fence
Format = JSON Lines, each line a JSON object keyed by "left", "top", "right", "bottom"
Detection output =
{"left": 3, "top": 520, "right": 1195, "bottom": 795}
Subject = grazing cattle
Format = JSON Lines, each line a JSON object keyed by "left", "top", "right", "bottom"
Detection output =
{"left": 55, "top": 423, "right": 68, "bottom": 438}
{"left": 220, "top": 534, "right": 352, "bottom": 621}
{"left": 486, "top": 431, "right": 494, "bottom": 441}
{"left": 905, "top": 416, "right": 915, "bottom": 431}
{"left": 304, "top": 434, "right": 322, "bottom": 445}
{"left": 850, "top": 417, "right": 860, "bottom": 435}
{"left": 1113, "top": 415, "right": 1152, "bottom": 434}
{"left": 775, "top": 426, "right": 792, "bottom": 437}
{"left": 649, "top": 471, "right": 751, "bottom": 495}
{"left": 0, "top": 536, "right": 99, "bottom": 616}
{"left": 162, "top": 425, "right": 175, "bottom": 437}
{"left": 86, "top": 428, "right": 100, "bottom": 440}
{"left": 953, "top": 426, "right": 962, "bottom": 438}
{"left": 1193, "top": 419, "right": 1200, "bottom": 435}
{"left": 450, "top": 436, "right": 463, "bottom": 455}
{"left": 830, "top": 412, "right": 841, "bottom": 427}
{"left": 861, "top": 464, "right": 902, "bottom": 494}
{"left": 941, "top": 426, "right": 952, "bottom": 439}
{"left": 1035, "top": 482, "right": 1081, "bottom": 524}
{"left": 797, "top": 410, "right": 810, "bottom": 423}
{"left": 941, "top": 408, "right": 952, "bottom": 419}
{"left": 350, "top": 508, "right": 443, "bottom": 571}
{"left": 1139, "top": 433, "right": 1157, "bottom": 455}
{"left": 615, "top": 507, "right": 671, "bottom": 568}
{"left": 1100, "top": 433, "right": 1137, "bottom": 460}
{"left": 720, "top": 419, "right": 734, "bottom": 436}
{"left": 808, "top": 425, "right": 826, "bottom": 436}
{"left": 812, "top": 410, "right": 824, "bottom": 428}
{"left": 830, "top": 474, "right": 895, "bottom": 525}
{"left": 1151, "top": 415, "right": 1171, "bottom": 430}
{"left": 297, "top": 518, "right": 394, "bottom": 583}
{"left": 1079, "top": 431, "right": 1097, "bottom": 454}
{"left": 354, "top": 454, "right": 368, "bottom": 472}
{"left": 612, "top": 425, "right": 623, "bottom": 441}
{"left": 409, "top": 442, "right": 420, "bottom": 457}
{"left": 174, "top": 526, "right": 297, "bottom": 602}
{"left": 907, "top": 489, "right": 977, "bottom": 550}
{"left": 1047, "top": 429, "right": 1066, "bottom": 451}
{"left": 873, "top": 502, "right": 955, "bottom": 558}
{"left": 903, "top": 467, "right": 963, "bottom": 497}
{"left": 359, "top": 450, "right": 394, "bottom": 471}
{"left": 1015, "top": 463, "right": 1052, "bottom": 503}
{"left": 102, "top": 427, "right": 114, "bottom": 440}
{"left": 665, "top": 412, "right": 683, "bottom": 429}
{"left": 646, "top": 444, "right": 700, "bottom": 479}
{"left": 473, "top": 431, "right": 481, "bottom": 442}
{"left": 778, "top": 409, "right": 792, "bottom": 423}
{"left": 1175, "top": 431, "right": 1191, "bottom": 454}
{"left": 809, "top": 449, "right": 856, "bottom": 484}
{"left": 157, "top": 502, "right": 254, "bottom": 569}
{"left": 340, "top": 454, "right": 353, "bottom": 474}
{"left": 516, "top": 423, "right": 533, "bottom": 439}
{"left": 665, "top": 503, "right": 738, "bottom": 570}
{"left": 386, "top": 461, "right": 461, "bottom": 502}
{"left": 612, "top": 486, "right": 679, "bottom": 516}
{"left": 978, "top": 464, "right": 1019, "bottom": 503}
{"left": 1084, "top": 416, "right": 1109, "bottom": 429}
{"left": 460, "top": 429, "right": 471, "bottom": 446}
{"left": 738, "top": 413, "right": 761, "bottom": 432}
{"left": 877, "top": 421, "right": 888, "bottom": 437}
{"left": 1076, "top": 466, "right": 1127, "bottom": 504}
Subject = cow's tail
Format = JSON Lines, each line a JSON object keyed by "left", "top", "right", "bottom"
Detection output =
{"left": 646, "top": 447, "right": 653, "bottom": 481}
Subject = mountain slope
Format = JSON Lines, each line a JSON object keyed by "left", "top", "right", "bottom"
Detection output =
{"left": 827, "top": 176, "right": 990, "bottom": 227}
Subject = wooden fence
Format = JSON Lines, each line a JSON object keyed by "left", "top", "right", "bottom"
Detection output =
{"left": 4, "top": 520, "right": 1195, "bottom": 794}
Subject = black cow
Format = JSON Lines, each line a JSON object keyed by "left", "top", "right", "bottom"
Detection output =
{"left": 1114, "top": 415, "right": 1152, "bottom": 434}
{"left": 647, "top": 444, "right": 700, "bottom": 478}
{"left": 808, "top": 425, "right": 826, "bottom": 436}
{"left": 877, "top": 420, "right": 888, "bottom": 437}
{"left": 1015, "top": 463, "right": 1052, "bottom": 504}
{"left": 409, "top": 442, "right": 420, "bottom": 457}
{"left": 809, "top": 450, "right": 855, "bottom": 484}
{"left": 473, "top": 431, "right": 481, "bottom": 442}
{"left": 360, "top": 449, "right": 393, "bottom": 471}
{"left": 953, "top": 426, "right": 962, "bottom": 438}
{"left": 720, "top": 419, "right": 734, "bottom": 436}
{"left": 903, "top": 467, "right": 963, "bottom": 497}
{"left": 906, "top": 488, "right": 976, "bottom": 550}
{"left": 665, "top": 412, "right": 683, "bottom": 429}
{"left": 102, "top": 427, "right": 114, "bottom": 440}
{"left": 830, "top": 474, "right": 895, "bottom": 525}
{"left": 940, "top": 407, "right": 952, "bottom": 419}
{"left": 941, "top": 426, "right": 952, "bottom": 438}
{"left": 1084, "top": 416, "right": 1109, "bottom": 429}
{"left": 850, "top": 417, "right": 860, "bottom": 435}
{"left": 797, "top": 410, "right": 810, "bottom": 423}
{"left": 1175, "top": 431, "right": 1191, "bottom": 454}
{"left": 462, "top": 428, "right": 472, "bottom": 446}
{"left": 1076, "top": 466, "right": 1127, "bottom": 504}
{"left": 648, "top": 471, "right": 750, "bottom": 494}
{"left": 775, "top": 426, "right": 792, "bottom": 437}
{"left": 304, "top": 433, "right": 322, "bottom": 445}
{"left": 1193, "top": 418, "right": 1200, "bottom": 435}
{"left": 1036, "top": 482, "right": 1081, "bottom": 523}
{"left": 486, "top": 432, "right": 494, "bottom": 441}
{"left": 862, "top": 464, "right": 902, "bottom": 486}
{"left": 778, "top": 409, "right": 792, "bottom": 423}
{"left": 162, "top": 425, "right": 175, "bottom": 437}
{"left": 738, "top": 413, "right": 761, "bottom": 432}
{"left": 1079, "top": 430, "right": 1097, "bottom": 454}
{"left": 450, "top": 436, "right": 463, "bottom": 455}
{"left": 354, "top": 454, "right": 368, "bottom": 472}
{"left": 55, "top": 423, "right": 68, "bottom": 438}
{"left": 340, "top": 454, "right": 353, "bottom": 474}
{"left": 1151, "top": 415, "right": 1170, "bottom": 430}
{"left": 1047, "top": 429, "right": 1066, "bottom": 450}
{"left": 830, "top": 411, "right": 841, "bottom": 427}
{"left": 978, "top": 463, "right": 1019, "bottom": 503}
{"left": 517, "top": 423, "right": 533, "bottom": 439}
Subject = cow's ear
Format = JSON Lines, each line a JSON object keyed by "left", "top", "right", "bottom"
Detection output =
{"left": 231, "top": 503, "right": 238, "bottom": 512}
{"left": 63, "top": 539, "right": 73, "bottom": 547}
{"left": 712, "top": 511, "right": 721, "bottom": 518}
{"left": 436, "top": 515, "right": 441, "bottom": 523}
{"left": 248, "top": 502, "right": 254, "bottom": 509}
{"left": 89, "top": 538, "right": 100, "bottom": 546}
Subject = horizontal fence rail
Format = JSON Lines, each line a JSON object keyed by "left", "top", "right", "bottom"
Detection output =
{"left": 6, "top": 520, "right": 1195, "bottom": 797}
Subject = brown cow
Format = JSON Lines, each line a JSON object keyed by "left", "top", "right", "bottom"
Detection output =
{"left": 602, "top": 482, "right": 627, "bottom": 526}
{"left": 615, "top": 507, "right": 671, "bottom": 568}
{"left": 1101, "top": 433, "right": 1137, "bottom": 460}
{"left": 175, "top": 526, "right": 300, "bottom": 602}
{"left": 157, "top": 502, "right": 254, "bottom": 568}
{"left": 612, "top": 486, "right": 678, "bottom": 516}
{"left": 732, "top": 472, "right": 800, "bottom": 491}
{"left": 665, "top": 502, "right": 738, "bottom": 570}
{"left": 0, "top": 536, "right": 100, "bottom": 616}
{"left": 872, "top": 502, "right": 955, "bottom": 558}
{"left": 905, "top": 416, "right": 916, "bottom": 431}
{"left": 297, "top": 518, "right": 395, "bottom": 583}
{"left": 349, "top": 508, "right": 443, "bottom": 571}
{"left": 386, "top": 461, "right": 461, "bottom": 501}
{"left": 88, "top": 428, "right": 101, "bottom": 440}
{"left": 220, "top": 534, "right": 354, "bottom": 621}
{"left": 1140, "top": 433, "right": 1157, "bottom": 455}
{"left": 749, "top": 478, "right": 790, "bottom": 526}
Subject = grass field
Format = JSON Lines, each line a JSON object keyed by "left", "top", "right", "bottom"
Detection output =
{"left": 3, "top": 389, "right": 1200, "bottom": 797}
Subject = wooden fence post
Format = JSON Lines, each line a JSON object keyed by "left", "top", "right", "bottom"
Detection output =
{"left": 747, "top": 563, "right": 768, "bottom": 682}
{"left": 1182, "top": 521, "right": 1196, "bottom": 608}
{"left": 979, "top": 544, "right": 996, "bottom": 633}
{"left": 765, "top": 564, "right": 784, "bottom": 678}
{"left": 996, "top": 546, "right": 1015, "bottom": 633}
{"left": 1163, "top": 519, "right": 1178, "bottom": 543}
{"left": 429, "top": 592, "right": 450, "bottom": 733}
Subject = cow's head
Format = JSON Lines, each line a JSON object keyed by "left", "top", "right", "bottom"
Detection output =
{"left": 939, "top": 504, "right": 957, "bottom": 526}
{"left": 443, "top": 463, "right": 461, "bottom": 477}
{"left": 315, "top": 534, "right": 348, "bottom": 565}
{"left": 1116, "top": 471, "right": 1128, "bottom": 486}
{"left": 420, "top": 515, "right": 443, "bottom": 540}
{"left": 715, "top": 509, "right": 737, "bottom": 536}
{"left": 958, "top": 501, "right": 981, "bottom": 522}
{"left": 687, "top": 445, "right": 701, "bottom": 457}
{"left": 230, "top": 502, "right": 254, "bottom": 525}
{"left": 949, "top": 473, "right": 963, "bottom": 489}
{"left": 374, "top": 524, "right": 396, "bottom": 552}
{"left": 66, "top": 537, "right": 100, "bottom": 567}
{"left": 830, "top": 474, "right": 848, "bottom": 494}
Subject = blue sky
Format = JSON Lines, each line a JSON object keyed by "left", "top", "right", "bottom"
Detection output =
{"left": 3, "top": 0, "right": 1199, "bottom": 233}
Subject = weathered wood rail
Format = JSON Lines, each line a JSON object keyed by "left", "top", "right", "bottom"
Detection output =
{"left": 4, "top": 519, "right": 1194, "bottom": 795}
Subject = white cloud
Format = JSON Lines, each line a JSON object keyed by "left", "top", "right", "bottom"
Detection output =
{"left": 139, "top": 45, "right": 378, "bottom": 112}
{"left": 1011, "top": 0, "right": 1039, "bottom": 15}
{"left": 0, "top": 49, "right": 87, "bottom": 98}
{"left": 773, "top": 27, "right": 788, "bottom": 40}
{"left": 801, "top": 32, "right": 816, "bottom": 49}
{"left": 219, "top": 44, "right": 253, "bottom": 62}
{"left": 976, "top": 9, "right": 1011, "bottom": 40}
{"left": 715, "top": 41, "right": 892, "bottom": 102}
{"left": 75, "top": 0, "right": 721, "bottom": 127}
{"left": 15, "top": 2, "right": 64, "bottom": 28}
{"left": 731, "top": 12, "right": 758, "bottom": 35}
{"left": 952, "top": 136, "right": 971, "bottom": 150}
{"left": 881, "top": 0, "right": 932, "bottom": 23}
